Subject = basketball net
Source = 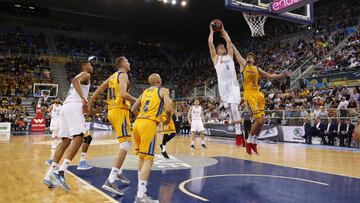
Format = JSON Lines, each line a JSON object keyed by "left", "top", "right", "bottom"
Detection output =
{"left": 243, "top": 13, "right": 268, "bottom": 37}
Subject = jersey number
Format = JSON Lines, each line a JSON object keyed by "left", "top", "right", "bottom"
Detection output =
{"left": 143, "top": 100, "right": 150, "bottom": 112}
{"left": 108, "top": 88, "right": 116, "bottom": 100}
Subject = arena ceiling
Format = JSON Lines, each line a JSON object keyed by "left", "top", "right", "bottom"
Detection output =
{"left": 1, "top": 0, "right": 349, "bottom": 44}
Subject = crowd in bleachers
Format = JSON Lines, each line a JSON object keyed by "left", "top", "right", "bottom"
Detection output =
{"left": 0, "top": 97, "right": 29, "bottom": 131}
{"left": 0, "top": 27, "right": 47, "bottom": 53}
{"left": 312, "top": 28, "right": 360, "bottom": 76}
{"left": 0, "top": 56, "right": 52, "bottom": 97}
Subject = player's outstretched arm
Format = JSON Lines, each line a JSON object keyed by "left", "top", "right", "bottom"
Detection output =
{"left": 130, "top": 94, "right": 142, "bottom": 117}
{"left": 88, "top": 78, "right": 110, "bottom": 114}
{"left": 258, "top": 68, "right": 291, "bottom": 80}
{"left": 161, "top": 88, "right": 171, "bottom": 125}
{"left": 208, "top": 25, "right": 218, "bottom": 65}
{"left": 232, "top": 44, "right": 246, "bottom": 71}
{"left": 220, "top": 26, "right": 234, "bottom": 59}
{"left": 118, "top": 73, "right": 137, "bottom": 103}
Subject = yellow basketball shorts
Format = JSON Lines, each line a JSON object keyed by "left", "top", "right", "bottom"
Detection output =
{"left": 107, "top": 108, "right": 131, "bottom": 143}
{"left": 133, "top": 119, "right": 157, "bottom": 160}
{"left": 244, "top": 91, "right": 265, "bottom": 119}
{"left": 161, "top": 119, "right": 176, "bottom": 135}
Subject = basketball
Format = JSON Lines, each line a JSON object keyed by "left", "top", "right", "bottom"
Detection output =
{"left": 210, "top": 19, "right": 223, "bottom": 32}
{"left": 353, "top": 125, "right": 360, "bottom": 143}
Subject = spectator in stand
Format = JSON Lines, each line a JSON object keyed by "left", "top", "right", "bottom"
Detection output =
{"left": 346, "top": 119, "right": 355, "bottom": 147}
{"left": 337, "top": 96, "right": 349, "bottom": 118}
{"left": 325, "top": 118, "right": 338, "bottom": 145}
{"left": 338, "top": 119, "right": 347, "bottom": 146}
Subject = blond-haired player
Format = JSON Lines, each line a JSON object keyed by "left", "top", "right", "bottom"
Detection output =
{"left": 88, "top": 56, "right": 136, "bottom": 195}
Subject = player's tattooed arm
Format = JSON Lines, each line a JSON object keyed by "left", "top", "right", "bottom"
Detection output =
{"left": 208, "top": 24, "right": 218, "bottom": 65}
{"left": 88, "top": 78, "right": 110, "bottom": 114}
{"left": 161, "top": 88, "right": 171, "bottom": 125}
{"left": 258, "top": 68, "right": 291, "bottom": 80}
{"left": 118, "top": 73, "right": 137, "bottom": 103}
{"left": 131, "top": 94, "right": 142, "bottom": 117}
{"left": 232, "top": 44, "right": 246, "bottom": 71}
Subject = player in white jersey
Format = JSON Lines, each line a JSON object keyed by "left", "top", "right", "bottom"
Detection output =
{"left": 208, "top": 21, "right": 244, "bottom": 146}
{"left": 43, "top": 61, "right": 93, "bottom": 191}
{"left": 188, "top": 99, "right": 206, "bottom": 149}
{"left": 48, "top": 99, "right": 62, "bottom": 149}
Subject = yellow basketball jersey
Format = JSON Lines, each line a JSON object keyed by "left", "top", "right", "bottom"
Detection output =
{"left": 243, "top": 65, "right": 260, "bottom": 92}
{"left": 137, "top": 86, "right": 163, "bottom": 123}
{"left": 161, "top": 99, "right": 173, "bottom": 122}
{"left": 107, "top": 72, "right": 130, "bottom": 110}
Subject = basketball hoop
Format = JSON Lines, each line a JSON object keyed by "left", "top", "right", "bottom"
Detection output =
{"left": 243, "top": 13, "right": 268, "bottom": 37}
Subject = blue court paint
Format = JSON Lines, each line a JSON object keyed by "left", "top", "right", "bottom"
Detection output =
{"left": 68, "top": 157, "right": 360, "bottom": 203}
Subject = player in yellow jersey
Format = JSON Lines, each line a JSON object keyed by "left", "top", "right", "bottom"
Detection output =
{"left": 131, "top": 73, "right": 171, "bottom": 203}
{"left": 159, "top": 98, "right": 177, "bottom": 159}
{"left": 233, "top": 45, "right": 290, "bottom": 155}
{"left": 88, "top": 56, "right": 137, "bottom": 195}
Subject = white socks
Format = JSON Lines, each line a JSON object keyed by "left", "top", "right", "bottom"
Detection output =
{"left": 162, "top": 145, "right": 166, "bottom": 152}
{"left": 59, "top": 159, "right": 70, "bottom": 172}
{"left": 201, "top": 140, "right": 205, "bottom": 145}
{"left": 45, "top": 162, "right": 59, "bottom": 179}
{"left": 118, "top": 167, "right": 123, "bottom": 175}
{"left": 108, "top": 167, "right": 119, "bottom": 183}
{"left": 235, "top": 124, "right": 241, "bottom": 135}
{"left": 247, "top": 135, "right": 257, "bottom": 144}
{"left": 137, "top": 180, "right": 147, "bottom": 198}
{"left": 191, "top": 141, "right": 194, "bottom": 145}
{"left": 80, "top": 152, "right": 86, "bottom": 162}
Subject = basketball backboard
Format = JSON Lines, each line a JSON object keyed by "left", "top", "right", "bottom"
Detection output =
{"left": 225, "top": 0, "right": 316, "bottom": 24}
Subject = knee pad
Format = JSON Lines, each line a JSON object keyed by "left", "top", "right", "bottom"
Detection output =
{"left": 119, "top": 141, "right": 130, "bottom": 152}
{"left": 83, "top": 135, "right": 93, "bottom": 144}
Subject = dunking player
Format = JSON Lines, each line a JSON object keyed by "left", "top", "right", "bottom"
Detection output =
{"left": 188, "top": 99, "right": 206, "bottom": 149}
{"left": 43, "top": 61, "right": 92, "bottom": 190}
{"left": 233, "top": 45, "right": 290, "bottom": 155}
{"left": 48, "top": 99, "right": 62, "bottom": 149}
{"left": 208, "top": 22, "right": 244, "bottom": 145}
{"left": 88, "top": 56, "right": 136, "bottom": 195}
{"left": 159, "top": 98, "right": 176, "bottom": 159}
{"left": 131, "top": 73, "right": 171, "bottom": 203}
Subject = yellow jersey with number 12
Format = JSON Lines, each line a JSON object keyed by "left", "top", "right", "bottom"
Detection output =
{"left": 243, "top": 65, "right": 260, "bottom": 93}
{"left": 137, "top": 86, "right": 163, "bottom": 124}
{"left": 107, "top": 72, "right": 130, "bottom": 110}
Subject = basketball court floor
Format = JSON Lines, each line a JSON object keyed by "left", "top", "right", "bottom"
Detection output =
{"left": 1, "top": 132, "right": 360, "bottom": 203}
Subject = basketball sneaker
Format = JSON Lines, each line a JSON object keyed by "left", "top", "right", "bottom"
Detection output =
{"left": 116, "top": 174, "right": 130, "bottom": 184}
{"left": 245, "top": 142, "right": 252, "bottom": 155}
{"left": 236, "top": 135, "right": 243, "bottom": 146}
{"left": 77, "top": 160, "right": 93, "bottom": 170}
{"left": 102, "top": 179, "right": 124, "bottom": 196}
{"left": 45, "top": 159, "right": 53, "bottom": 165}
{"left": 51, "top": 170, "right": 70, "bottom": 192}
{"left": 135, "top": 194, "right": 159, "bottom": 203}
{"left": 43, "top": 177, "right": 57, "bottom": 188}
{"left": 250, "top": 136, "right": 259, "bottom": 155}
{"left": 191, "top": 144, "right": 195, "bottom": 149}
{"left": 201, "top": 144, "right": 207, "bottom": 149}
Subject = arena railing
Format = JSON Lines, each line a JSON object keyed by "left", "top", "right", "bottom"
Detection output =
{"left": 178, "top": 108, "right": 360, "bottom": 126}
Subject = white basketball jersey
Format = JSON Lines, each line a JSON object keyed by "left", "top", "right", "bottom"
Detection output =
{"left": 191, "top": 106, "right": 202, "bottom": 120}
{"left": 51, "top": 104, "right": 62, "bottom": 118}
{"left": 64, "top": 83, "right": 90, "bottom": 104}
{"left": 215, "top": 55, "right": 237, "bottom": 83}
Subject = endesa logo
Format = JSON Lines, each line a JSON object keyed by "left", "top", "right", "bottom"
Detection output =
{"left": 271, "top": 0, "right": 306, "bottom": 13}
